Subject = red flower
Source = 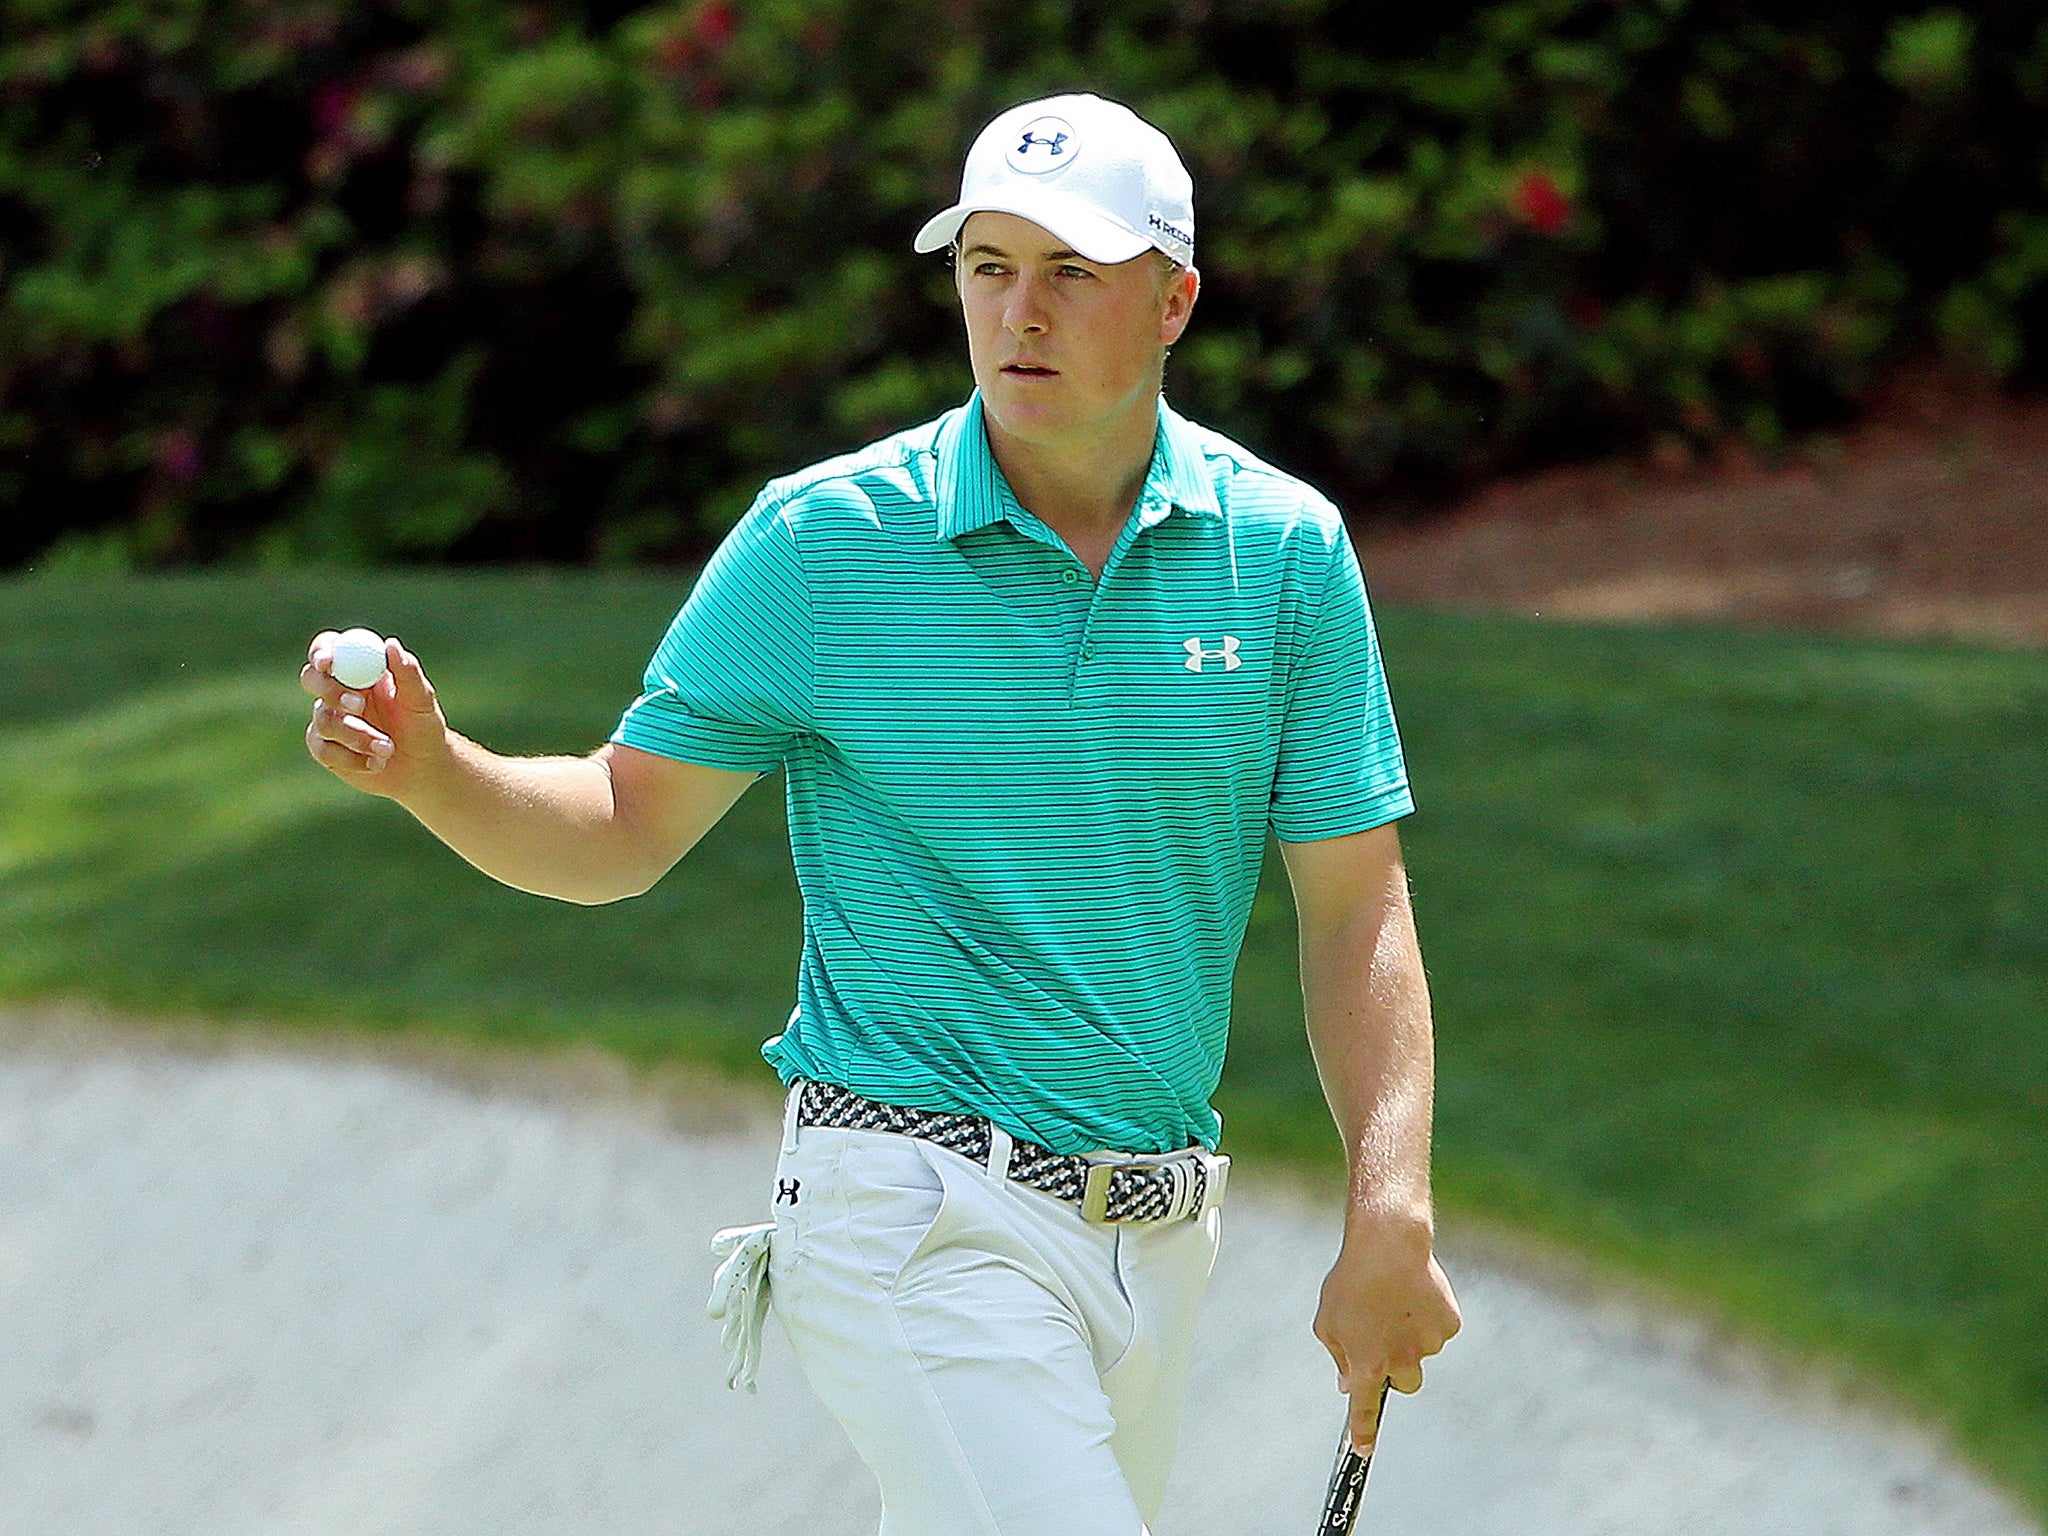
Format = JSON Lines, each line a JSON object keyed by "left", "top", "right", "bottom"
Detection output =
{"left": 656, "top": 4, "right": 737, "bottom": 75}
{"left": 1509, "top": 171, "right": 1572, "bottom": 235}
{"left": 695, "top": 1, "right": 738, "bottom": 49}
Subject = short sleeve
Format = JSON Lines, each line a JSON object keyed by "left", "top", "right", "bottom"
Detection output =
{"left": 1268, "top": 526, "right": 1414, "bottom": 841}
{"left": 611, "top": 498, "right": 814, "bottom": 772}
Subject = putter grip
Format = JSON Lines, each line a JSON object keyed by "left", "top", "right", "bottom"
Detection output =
{"left": 1315, "top": 1381, "right": 1391, "bottom": 1535}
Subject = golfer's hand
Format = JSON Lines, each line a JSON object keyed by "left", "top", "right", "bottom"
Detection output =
{"left": 1314, "top": 1226, "right": 1461, "bottom": 1452}
{"left": 301, "top": 632, "right": 450, "bottom": 800}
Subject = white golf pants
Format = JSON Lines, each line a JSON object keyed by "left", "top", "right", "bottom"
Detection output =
{"left": 764, "top": 1103, "right": 1221, "bottom": 1536}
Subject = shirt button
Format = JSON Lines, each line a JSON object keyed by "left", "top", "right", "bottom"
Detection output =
{"left": 1081, "top": 645, "right": 1097, "bottom": 661}
{"left": 1059, "top": 568, "right": 1081, "bottom": 585}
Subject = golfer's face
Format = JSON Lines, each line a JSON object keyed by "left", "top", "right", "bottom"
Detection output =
{"left": 955, "top": 211, "right": 1194, "bottom": 447}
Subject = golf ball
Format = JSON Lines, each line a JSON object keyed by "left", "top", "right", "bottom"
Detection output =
{"left": 329, "top": 628, "right": 390, "bottom": 691}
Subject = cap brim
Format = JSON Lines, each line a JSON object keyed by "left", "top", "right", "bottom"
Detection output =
{"left": 913, "top": 190, "right": 1155, "bottom": 265}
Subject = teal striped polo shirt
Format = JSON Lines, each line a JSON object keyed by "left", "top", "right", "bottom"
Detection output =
{"left": 613, "top": 392, "right": 1411, "bottom": 1155}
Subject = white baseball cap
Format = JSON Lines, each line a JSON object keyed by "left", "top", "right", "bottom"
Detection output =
{"left": 914, "top": 93, "right": 1195, "bottom": 267}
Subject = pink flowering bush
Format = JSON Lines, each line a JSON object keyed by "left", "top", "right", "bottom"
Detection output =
{"left": 2, "top": 1, "right": 2044, "bottom": 566}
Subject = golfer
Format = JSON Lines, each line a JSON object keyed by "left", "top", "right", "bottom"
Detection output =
{"left": 303, "top": 92, "right": 1460, "bottom": 1535}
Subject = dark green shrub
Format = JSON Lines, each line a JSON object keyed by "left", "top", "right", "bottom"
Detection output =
{"left": 2, "top": 1, "right": 2044, "bottom": 568}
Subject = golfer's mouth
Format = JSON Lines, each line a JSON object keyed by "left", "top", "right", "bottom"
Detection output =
{"left": 1001, "top": 363, "right": 1059, "bottom": 378}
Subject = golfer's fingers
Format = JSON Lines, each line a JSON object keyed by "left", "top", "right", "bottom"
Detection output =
{"left": 1313, "top": 1319, "right": 1352, "bottom": 1393}
{"left": 1386, "top": 1360, "right": 1425, "bottom": 1395}
{"left": 301, "top": 653, "right": 387, "bottom": 713}
{"left": 302, "top": 632, "right": 365, "bottom": 698}
{"left": 306, "top": 717, "right": 374, "bottom": 776}
{"left": 385, "top": 640, "right": 439, "bottom": 716}
{"left": 299, "top": 656, "right": 358, "bottom": 707}
{"left": 303, "top": 684, "right": 380, "bottom": 737}
{"left": 301, "top": 630, "right": 347, "bottom": 702}
{"left": 309, "top": 698, "right": 393, "bottom": 766}
{"left": 1347, "top": 1379, "right": 1390, "bottom": 1455}
{"left": 306, "top": 724, "right": 368, "bottom": 775}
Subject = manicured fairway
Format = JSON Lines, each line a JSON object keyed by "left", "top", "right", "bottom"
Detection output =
{"left": 3, "top": 571, "right": 2044, "bottom": 1517}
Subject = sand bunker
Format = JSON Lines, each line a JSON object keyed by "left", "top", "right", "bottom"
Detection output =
{"left": 0, "top": 1030, "right": 2034, "bottom": 1536}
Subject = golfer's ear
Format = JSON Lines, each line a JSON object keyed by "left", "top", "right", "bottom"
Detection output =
{"left": 1162, "top": 265, "right": 1199, "bottom": 344}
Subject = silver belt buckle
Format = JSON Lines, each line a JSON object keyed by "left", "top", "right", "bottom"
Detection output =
{"left": 1080, "top": 1161, "right": 1117, "bottom": 1224}
{"left": 1079, "top": 1149, "right": 1231, "bottom": 1225}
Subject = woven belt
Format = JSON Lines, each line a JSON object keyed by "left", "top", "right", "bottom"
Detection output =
{"left": 795, "top": 1080, "right": 1228, "bottom": 1225}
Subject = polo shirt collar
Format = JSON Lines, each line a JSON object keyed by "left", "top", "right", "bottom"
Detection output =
{"left": 1145, "top": 396, "right": 1223, "bottom": 523}
{"left": 933, "top": 393, "right": 1222, "bottom": 543}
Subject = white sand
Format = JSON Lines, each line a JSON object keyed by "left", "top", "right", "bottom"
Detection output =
{"left": 0, "top": 1027, "right": 2035, "bottom": 1536}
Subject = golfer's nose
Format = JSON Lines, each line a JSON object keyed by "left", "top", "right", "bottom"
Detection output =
{"left": 1004, "top": 275, "right": 1050, "bottom": 336}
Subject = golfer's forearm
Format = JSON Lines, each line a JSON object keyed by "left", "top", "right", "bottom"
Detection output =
{"left": 398, "top": 732, "right": 660, "bottom": 905}
{"left": 1299, "top": 900, "right": 1438, "bottom": 1238}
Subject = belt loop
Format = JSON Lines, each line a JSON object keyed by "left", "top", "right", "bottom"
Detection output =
{"left": 781, "top": 1079, "right": 805, "bottom": 1155}
{"left": 986, "top": 1124, "right": 1013, "bottom": 1185}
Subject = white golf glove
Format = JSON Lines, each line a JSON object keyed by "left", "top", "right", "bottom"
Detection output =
{"left": 707, "top": 1222, "right": 776, "bottom": 1392}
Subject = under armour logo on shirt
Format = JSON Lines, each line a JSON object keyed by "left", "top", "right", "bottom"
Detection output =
{"left": 774, "top": 1178, "right": 801, "bottom": 1206}
{"left": 1183, "top": 636, "right": 1243, "bottom": 672}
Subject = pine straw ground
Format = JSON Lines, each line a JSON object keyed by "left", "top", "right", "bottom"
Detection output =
{"left": 1356, "top": 374, "right": 2048, "bottom": 648}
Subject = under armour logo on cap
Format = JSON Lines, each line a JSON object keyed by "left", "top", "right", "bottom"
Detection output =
{"left": 1183, "top": 636, "right": 1243, "bottom": 672}
{"left": 1007, "top": 116, "right": 1076, "bottom": 174}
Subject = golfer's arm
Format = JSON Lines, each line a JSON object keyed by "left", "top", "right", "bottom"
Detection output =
{"left": 1279, "top": 821, "right": 1438, "bottom": 1241}
{"left": 400, "top": 737, "right": 757, "bottom": 905}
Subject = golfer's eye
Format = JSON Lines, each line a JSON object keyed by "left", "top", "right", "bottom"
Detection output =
{"left": 973, "top": 262, "right": 1008, "bottom": 277}
{"left": 1057, "top": 264, "right": 1093, "bottom": 280}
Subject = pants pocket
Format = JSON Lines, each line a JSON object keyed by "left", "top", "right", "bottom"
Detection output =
{"left": 835, "top": 1134, "right": 953, "bottom": 1292}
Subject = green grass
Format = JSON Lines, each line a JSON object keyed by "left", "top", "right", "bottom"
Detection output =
{"left": 4, "top": 571, "right": 2045, "bottom": 1516}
